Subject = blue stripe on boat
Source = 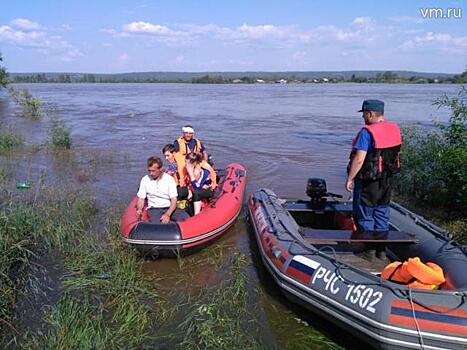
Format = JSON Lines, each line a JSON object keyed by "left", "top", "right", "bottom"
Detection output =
{"left": 391, "top": 307, "right": 467, "bottom": 326}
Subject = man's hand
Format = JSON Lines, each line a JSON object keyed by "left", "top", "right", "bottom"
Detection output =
{"left": 345, "top": 178, "right": 354, "bottom": 192}
{"left": 160, "top": 213, "right": 170, "bottom": 224}
{"left": 136, "top": 209, "right": 142, "bottom": 219}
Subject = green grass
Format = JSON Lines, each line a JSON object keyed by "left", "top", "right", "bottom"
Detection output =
{"left": 41, "top": 294, "right": 114, "bottom": 350}
{"left": 173, "top": 253, "right": 262, "bottom": 350}
{"left": 0, "top": 186, "right": 96, "bottom": 345}
{"left": 36, "top": 208, "right": 163, "bottom": 349}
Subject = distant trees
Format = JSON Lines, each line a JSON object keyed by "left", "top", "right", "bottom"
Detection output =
{"left": 191, "top": 75, "right": 227, "bottom": 84}
{"left": 0, "top": 53, "right": 9, "bottom": 88}
{"left": 6, "top": 68, "right": 467, "bottom": 84}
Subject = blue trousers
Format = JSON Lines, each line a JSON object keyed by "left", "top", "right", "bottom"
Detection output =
{"left": 353, "top": 180, "right": 390, "bottom": 232}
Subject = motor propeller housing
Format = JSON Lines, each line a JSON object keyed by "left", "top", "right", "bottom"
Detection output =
{"left": 306, "top": 178, "right": 327, "bottom": 199}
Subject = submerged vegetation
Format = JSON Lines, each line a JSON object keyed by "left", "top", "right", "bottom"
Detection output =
{"left": 0, "top": 127, "right": 24, "bottom": 150}
{"left": 174, "top": 253, "right": 261, "bottom": 350}
{"left": 49, "top": 114, "right": 72, "bottom": 149}
{"left": 0, "top": 186, "right": 162, "bottom": 348}
{"left": 6, "top": 86, "right": 73, "bottom": 149}
{"left": 9, "top": 87, "right": 42, "bottom": 120}
{"left": 395, "top": 86, "right": 467, "bottom": 243}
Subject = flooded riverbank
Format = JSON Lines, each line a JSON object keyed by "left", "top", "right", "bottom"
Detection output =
{"left": 0, "top": 83, "right": 460, "bottom": 348}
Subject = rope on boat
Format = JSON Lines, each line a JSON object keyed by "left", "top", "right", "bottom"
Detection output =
{"left": 408, "top": 287, "right": 426, "bottom": 350}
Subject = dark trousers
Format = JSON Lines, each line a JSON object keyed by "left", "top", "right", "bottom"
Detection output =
{"left": 177, "top": 186, "right": 189, "bottom": 199}
{"left": 192, "top": 188, "right": 213, "bottom": 202}
{"left": 147, "top": 207, "right": 189, "bottom": 223}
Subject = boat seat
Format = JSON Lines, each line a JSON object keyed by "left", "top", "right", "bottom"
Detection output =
{"left": 302, "top": 229, "right": 418, "bottom": 245}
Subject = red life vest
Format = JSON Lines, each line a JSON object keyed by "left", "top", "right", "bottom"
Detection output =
{"left": 349, "top": 121, "right": 402, "bottom": 180}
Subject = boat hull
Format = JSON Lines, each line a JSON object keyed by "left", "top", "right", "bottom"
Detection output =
{"left": 120, "top": 163, "right": 246, "bottom": 256}
{"left": 248, "top": 188, "right": 467, "bottom": 350}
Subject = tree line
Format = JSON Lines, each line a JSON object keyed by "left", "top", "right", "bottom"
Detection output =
{"left": 7, "top": 70, "right": 467, "bottom": 84}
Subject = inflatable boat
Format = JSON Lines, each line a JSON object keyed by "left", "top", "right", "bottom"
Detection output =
{"left": 248, "top": 178, "right": 467, "bottom": 350}
{"left": 121, "top": 163, "right": 246, "bottom": 257}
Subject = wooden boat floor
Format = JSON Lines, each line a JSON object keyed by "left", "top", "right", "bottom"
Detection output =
{"left": 332, "top": 252, "right": 389, "bottom": 274}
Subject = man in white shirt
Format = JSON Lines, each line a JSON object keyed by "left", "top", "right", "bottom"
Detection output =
{"left": 136, "top": 156, "right": 189, "bottom": 223}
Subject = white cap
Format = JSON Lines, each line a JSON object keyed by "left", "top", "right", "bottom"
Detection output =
{"left": 182, "top": 126, "right": 195, "bottom": 133}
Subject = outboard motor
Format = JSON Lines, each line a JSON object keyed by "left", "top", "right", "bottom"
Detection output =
{"left": 306, "top": 178, "right": 327, "bottom": 200}
{"left": 306, "top": 178, "right": 343, "bottom": 202}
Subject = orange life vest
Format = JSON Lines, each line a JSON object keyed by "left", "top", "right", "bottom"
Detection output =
{"left": 166, "top": 153, "right": 187, "bottom": 187}
{"left": 381, "top": 257, "right": 445, "bottom": 290}
{"left": 176, "top": 136, "right": 203, "bottom": 156}
{"left": 183, "top": 161, "right": 217, "bottom": 190}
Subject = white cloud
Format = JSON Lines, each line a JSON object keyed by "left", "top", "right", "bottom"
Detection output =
{"left": 352, "top": 17, "right": 372, "bottom": 26}
{"left": 401, "top": 31, "right": 467, "bottom": 50}
{"left": 10, "top": 18, "right": 42, "bottom": 31}
{"left": 0, "top": 18, "right": 83, "bottom": 62}
{"left": 123, "top": 21, "right": 172, "bottom": 35}
{"left": 102, "top": 18, "right": 391, "bottom": 49}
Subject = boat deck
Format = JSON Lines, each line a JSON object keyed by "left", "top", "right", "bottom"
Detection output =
{"left": 301, "top": 229, "right": 418, "bottom": 274}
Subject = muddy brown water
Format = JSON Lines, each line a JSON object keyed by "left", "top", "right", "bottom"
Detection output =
{"left": 0, "top": 83, "right": 460, "bottom": 348}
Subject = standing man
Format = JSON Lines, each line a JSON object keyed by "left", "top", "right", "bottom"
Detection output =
{"left": 136, "top": 156, "right": 189, "bottom": 223}
{"left": 173, "top": 125, "right": 208, "bottom": 161}
{"left": 345, "top": 100, "right": 402, "bottom": 259}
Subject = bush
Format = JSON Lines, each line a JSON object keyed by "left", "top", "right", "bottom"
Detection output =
{"left": 9, "top": 88, "right": 42, "bottom": 120}
{"left": 0, "top": 127, "right": 24, "bottom": 150}
{"left": 49, "top": 115, "right": 72, "bottom": 149}
{"left": 394, "top": 86, "right": 467, "bottom": 215}
{"left": 0, "top": 53, "right": 8, "bottom": 88}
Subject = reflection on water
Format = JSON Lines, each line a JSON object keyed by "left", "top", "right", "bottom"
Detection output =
{"left": 0, "top": 83, "right": 460, "bottom": 348}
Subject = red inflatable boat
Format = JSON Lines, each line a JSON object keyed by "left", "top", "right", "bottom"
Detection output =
{"left": 120, "top": 163, "right": 246, "bottom": 256}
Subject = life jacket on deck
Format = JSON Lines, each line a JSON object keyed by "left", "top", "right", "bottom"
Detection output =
{"left": 348, "top": 121, "right": 402, "bottom": 181}
{"left": 176, "top": 136, "right": 203, "bottom": 156}
{"left": 381, "top": 257, "right": 445, "bottom": 290}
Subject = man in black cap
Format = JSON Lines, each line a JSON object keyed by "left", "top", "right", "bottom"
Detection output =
{"left": 345, "top": 99, "right": 402, "bottom": 259}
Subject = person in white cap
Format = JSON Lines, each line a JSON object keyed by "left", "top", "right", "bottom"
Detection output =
{"left": 173, "top": 125, "right": 208, "bottom": 161}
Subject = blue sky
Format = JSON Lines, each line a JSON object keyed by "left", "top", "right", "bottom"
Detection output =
{"left": 1, "top": 0, "right": 465, "bottom": 73}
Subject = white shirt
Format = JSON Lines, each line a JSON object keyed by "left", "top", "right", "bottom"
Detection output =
{"left": 137, "top": 172, "right": 178, "bottom": 208}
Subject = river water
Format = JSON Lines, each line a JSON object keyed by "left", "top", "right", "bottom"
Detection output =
{"left": 0, "top": 83, "right": 460, "bottom": 348}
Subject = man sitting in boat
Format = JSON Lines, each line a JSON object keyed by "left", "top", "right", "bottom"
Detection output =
{"left": 136, "top": 156, "right": 189, "bottom": 223}
{"left": 184, "top": 152, "right": 217, "bottom": 215}
{"left": 173, "top": 125, "right": 208, "bottom": 162}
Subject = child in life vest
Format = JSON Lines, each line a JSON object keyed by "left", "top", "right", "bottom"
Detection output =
{"left": 185, "top": 152, "right": 217, "bottom": 215}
